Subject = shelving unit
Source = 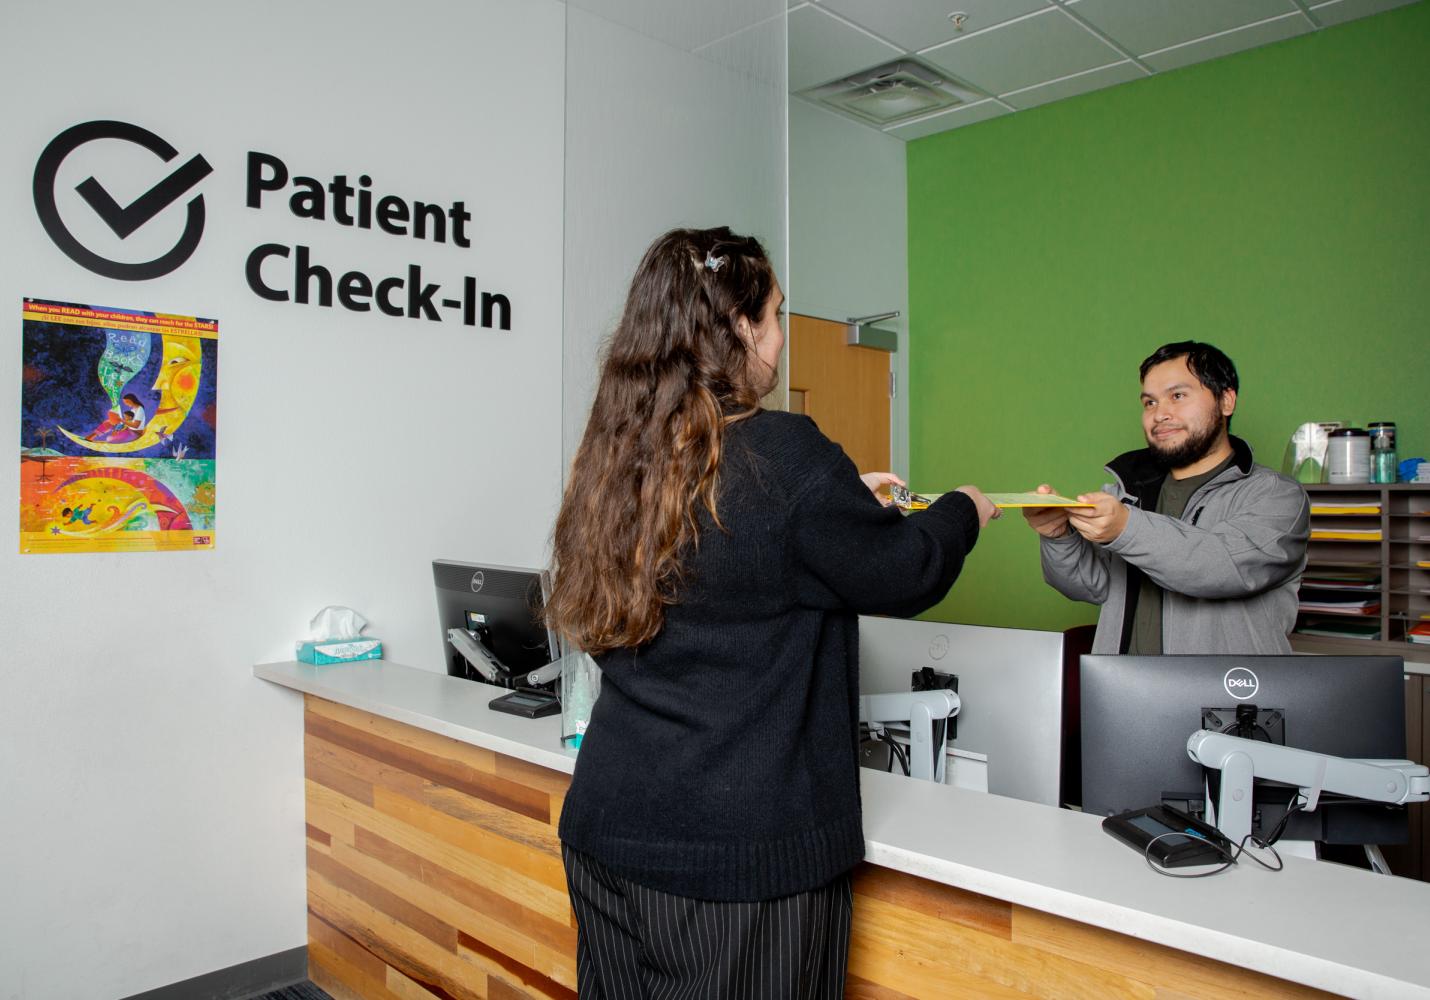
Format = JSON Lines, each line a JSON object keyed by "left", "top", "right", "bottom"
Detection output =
{"left": 1290, "top": 483, "right": 1430, "bottom": 663}
{"left": 1290, "top": 485, "right": 1430, "bottom": 880}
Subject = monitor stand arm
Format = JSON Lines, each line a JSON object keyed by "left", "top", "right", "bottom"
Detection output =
{"left": 1186, "top": 730, "right": 1430, "bottom": 849}
{"left": 860, "top": 690, "right": 961, "bottom": 782}
{"left": 448, "top": 627, "right": 563, "bottom": 689}
{"left": 447, "top": 627, "right": 506, "bottom": 684}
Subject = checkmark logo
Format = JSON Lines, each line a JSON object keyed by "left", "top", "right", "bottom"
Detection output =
{"left": 34, "top": 120, "right": 212, "bottom": 281}
{"left": 75, "top": 154, "right": 212, "bottom": 240}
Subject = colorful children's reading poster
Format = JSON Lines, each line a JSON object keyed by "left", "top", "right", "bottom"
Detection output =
{"left": 20, "top": 298, "right": 217, "bottom": 553}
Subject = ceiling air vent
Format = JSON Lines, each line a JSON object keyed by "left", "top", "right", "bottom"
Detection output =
{"left": 799, "top": 60, "right": 982, "bottom": 128}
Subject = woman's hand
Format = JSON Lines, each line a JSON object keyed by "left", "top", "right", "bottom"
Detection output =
{"left": 954, "top": 485, "right": 1001, "bottom": 528}
{"left": 860, "top": 471, "right": 905, "bottom": 506}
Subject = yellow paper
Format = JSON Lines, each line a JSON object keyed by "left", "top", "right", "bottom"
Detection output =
{"left": 984, "top": 492, "right": 1094, "bottom": 509}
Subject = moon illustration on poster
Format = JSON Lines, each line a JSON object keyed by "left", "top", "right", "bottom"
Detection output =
{"left": 58, "top": 335, "right": 202, "bottom": 454}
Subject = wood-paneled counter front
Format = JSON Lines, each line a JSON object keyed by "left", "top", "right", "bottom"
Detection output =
{"left": 259, "top": 660, "right": 1430, "bottom": 1000}
{"left": 302, "top": 696, "right": 575, "bottom": 999}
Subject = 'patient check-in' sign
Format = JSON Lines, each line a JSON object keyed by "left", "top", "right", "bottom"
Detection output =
{"left": 33, "top": 121, "right": 516, "bottom": 331}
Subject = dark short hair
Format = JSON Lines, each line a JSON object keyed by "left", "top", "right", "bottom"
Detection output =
{"left": 123, "top": 393, "right": 140, "bottom": 403}
{"left": 1139, "top": 341, "right": 1239, "bottom": 397}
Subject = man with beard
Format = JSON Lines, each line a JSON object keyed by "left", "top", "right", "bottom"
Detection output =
{"left": 1024, "top": 341, "right": 1309, "bottom": 654}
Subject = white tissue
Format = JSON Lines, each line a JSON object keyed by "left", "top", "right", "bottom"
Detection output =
{"left": 307, "top": 605, "right": 369, "bottom": 641}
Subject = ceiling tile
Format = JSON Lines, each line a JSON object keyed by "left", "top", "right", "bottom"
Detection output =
{"left": 1311, "top": 0, "right": 1423, "bottom": 28}
{"left": 1141, "top": 11, "right": 1313, "bottom": 73}
{"left": 1069, "top": 0, "right": 1297, "bottom": 57}
{"left": 1001, "top": 59, "right": 1147, "bottom": 110}
{"left": 567, "top": 0, "right": 783, "bottom": 52}
{"left": 815, "top": 0, "right": 1051, "bottom": 53}
{"left": 920, "top": 8, "right": 1123, "bottom": 96}
{"left": 884, "top": 98, "right": 1010, "bottom": 140}
{"left": 788, "top": 4, "right": 906, "bottom": 91}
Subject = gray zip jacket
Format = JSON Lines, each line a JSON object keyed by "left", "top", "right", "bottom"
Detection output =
{"left": 1040, "top": 437, "right": 1309, "bottom": 654}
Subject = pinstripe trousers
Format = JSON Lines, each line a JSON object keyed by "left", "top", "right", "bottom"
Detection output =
{"left": 562, "top": 845, "right": 853, "bottom": 1000}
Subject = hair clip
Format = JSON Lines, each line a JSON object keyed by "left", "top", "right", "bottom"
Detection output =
{"left": 704, "top": 251, "right": 727, "bottom": 273}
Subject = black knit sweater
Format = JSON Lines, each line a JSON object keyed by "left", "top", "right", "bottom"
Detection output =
{"left": 557, "top": 411, "right": 980, "bottom": 901}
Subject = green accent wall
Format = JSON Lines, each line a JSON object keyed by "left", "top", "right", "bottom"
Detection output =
{"left": 907, "top": 3, "right": 1430, "bottom": 633}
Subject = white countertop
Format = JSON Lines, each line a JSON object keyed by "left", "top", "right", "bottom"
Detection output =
{"left": 258, "top": 659, "right": 1430, "bottom": 1000}
{"left": 255, "top": 659, "right": 578, "bottom": 774}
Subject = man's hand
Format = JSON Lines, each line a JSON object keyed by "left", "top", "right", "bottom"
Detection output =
{"left": 1067, "top": 491, "right": 1129, "bottom": 544}
{"left": 1022, "top": 484, "right": 1071, "bottom": 539}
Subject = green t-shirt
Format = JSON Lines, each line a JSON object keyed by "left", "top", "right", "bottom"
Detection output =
{"left": 1127, "top": 454, "right": 1236, "bottom": 655}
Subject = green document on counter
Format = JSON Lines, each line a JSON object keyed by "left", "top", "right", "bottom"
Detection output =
{"left": 984, "top": 492, "right": 1093, "bottom": 509}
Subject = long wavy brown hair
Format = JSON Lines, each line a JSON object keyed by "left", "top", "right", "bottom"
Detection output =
{"left": 546, "top": 227, "right": 777, "bottom": 654}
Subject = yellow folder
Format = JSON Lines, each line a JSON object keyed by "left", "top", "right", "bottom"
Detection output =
{"left": 984, "top": 492, "right": 1094, "bottom": 509}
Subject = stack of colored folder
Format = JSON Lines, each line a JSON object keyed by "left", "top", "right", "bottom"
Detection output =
{"left": 1296, "top": 619, "right": 1382, "bottom": 641}
{"left": 1297, "top": 589, "right": 1381, "bottom": 615}
{"left": 1310, "top": 503, "right": 1381, "bottom": 516}
{"left": 1310, "top": 527, "right": 1383, "bottom": 541}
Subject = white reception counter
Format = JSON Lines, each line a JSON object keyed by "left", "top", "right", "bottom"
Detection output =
{"left": 258, "top": 658, "right": 1430, "bottom": 999}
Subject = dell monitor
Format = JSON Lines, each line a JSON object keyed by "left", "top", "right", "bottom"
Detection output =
{"left": 1080, "top": 654, "right": 1406, "bottom": 846}
{"left": 433, "top": 559, "right": 559, "bottom": 685}
{"left": 858, "top": 616, "right": 1064, "bottom": 807}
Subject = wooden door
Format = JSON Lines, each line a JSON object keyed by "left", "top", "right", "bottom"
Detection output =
{"left": 788, "top": 314, "right": 891, "bottom": 474}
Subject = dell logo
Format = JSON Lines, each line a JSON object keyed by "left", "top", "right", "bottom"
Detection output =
{"left": 1223, "top": 667, "right": 1259, "bottom": 701}
{"left": 470, "top": 570, "right": 485, "bottom": 593}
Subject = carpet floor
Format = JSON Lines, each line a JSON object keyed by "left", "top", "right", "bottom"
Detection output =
{"left": 246, "top": 983, "right": 333, "bottom": 1000}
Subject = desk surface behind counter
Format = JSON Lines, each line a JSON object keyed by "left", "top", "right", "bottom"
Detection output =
{"left": 257, "top": 658, "right": 1430, "bottom": 1000}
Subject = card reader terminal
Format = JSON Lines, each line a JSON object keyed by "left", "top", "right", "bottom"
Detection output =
{"left": 489, "top": 688, "right": 561, "bottom": 719}
{"left": 1102, "top": 804, "right": 1234, "bottom": 867}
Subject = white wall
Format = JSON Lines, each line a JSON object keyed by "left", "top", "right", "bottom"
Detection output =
{"left": 788, "top": 100, "right": 910, "bottom": 476}
{"left": 0, "top": 1, "right": 565, "bottom": 996}
{"left": 561, "top": 2, "right": 787, "bottom": 462}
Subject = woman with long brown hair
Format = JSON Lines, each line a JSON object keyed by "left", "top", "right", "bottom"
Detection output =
{"left": 548, "top": 226, "right": 996, "bottom": 998}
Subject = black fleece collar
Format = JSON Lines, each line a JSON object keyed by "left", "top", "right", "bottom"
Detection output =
{"left": 1105, "top": 434, "right": 1253, "bottom": 507}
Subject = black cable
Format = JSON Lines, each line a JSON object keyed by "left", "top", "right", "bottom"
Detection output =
{"left": 1141, "top": 831, "right": 1237, "bottom": 879}
{"left": 1141, "top": 796, "right": 1306, "bottom": 879}
{"left": 886, "top": 736, "right": 910, "bottom": 776}
{"left": 859, "top": 728, "right": 911, "bottom": 776}
{"left": 1264, "top": 799, "right": 1299, "bottom": 845}
{"left": 1142, "top": 830, "right": 1284, "bottom": 879}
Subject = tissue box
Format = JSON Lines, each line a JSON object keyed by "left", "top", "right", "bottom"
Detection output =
{"left": 296, "top": 638, "right": 383, "bottom": 665}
